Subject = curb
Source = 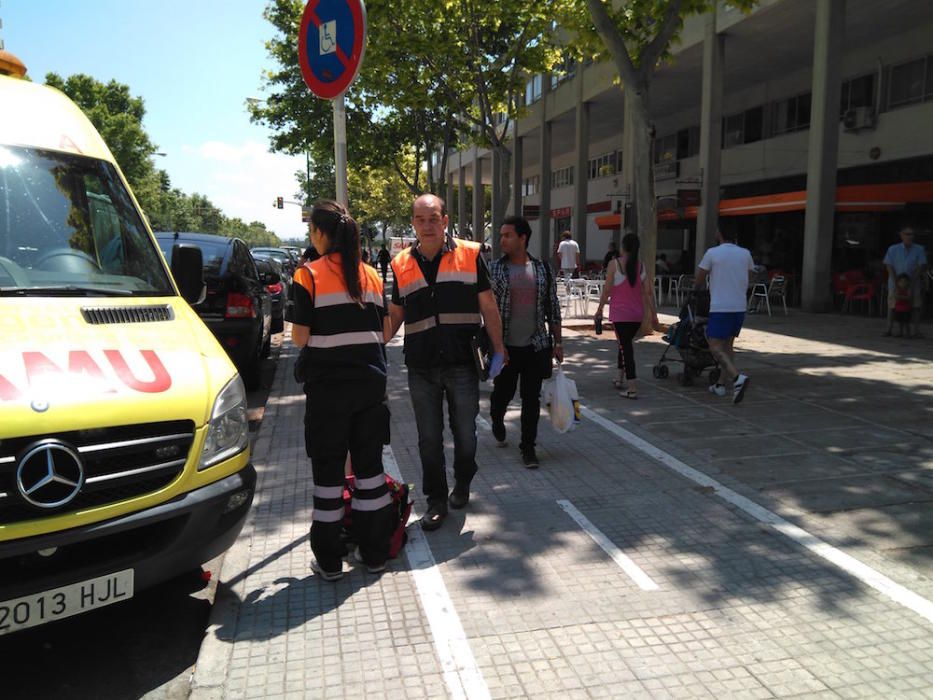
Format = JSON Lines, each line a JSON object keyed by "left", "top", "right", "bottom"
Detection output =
{"left": 188, "top": 343, "right": 295, "bottom": 699}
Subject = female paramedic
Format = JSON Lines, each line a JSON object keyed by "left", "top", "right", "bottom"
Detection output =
{"left": 290, "top": 199, "right": 395, "bottom": 580}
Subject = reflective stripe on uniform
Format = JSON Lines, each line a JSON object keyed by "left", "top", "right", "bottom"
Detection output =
{"left": 398, "top": 276, "right": 429, "bottom": 297}
{"left": 355, "top": 474, "right": 387, "bottom": 490}
{"left": 315, "top": 290, "right": 384, "bottom": 308}
{"left": 312, "top": 506, "right": 345, "bottom": 523}
{"left": 405, "top": 317, "right": 438, "bottom": 335}
{"left": 438, "top": 312, "right": 481, "bottom": 325}
{"left": 436, "top": 270, "right": 477, "bottom": 284}
{"left": 314, "top": 484, "right": 344, "bottom": 499}
{"left": 351, "top": 493, "right": 393, "bottom": 511}
{"left": 308, "top": 330, "right": 383, "bottom": 348}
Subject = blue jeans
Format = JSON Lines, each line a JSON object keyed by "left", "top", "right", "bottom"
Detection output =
{"left": 407, "top": 364, "right": 479, "bottom": 511}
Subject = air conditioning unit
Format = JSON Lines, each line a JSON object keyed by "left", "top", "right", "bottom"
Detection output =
{"left": 843, "top": 106, "right": 877, "bottom": 132}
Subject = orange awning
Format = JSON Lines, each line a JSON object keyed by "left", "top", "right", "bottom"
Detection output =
{"left": 593, "top": 181, "right": 933, "bottom": 228}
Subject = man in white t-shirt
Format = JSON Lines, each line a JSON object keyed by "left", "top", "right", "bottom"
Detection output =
{"left": 556, "top": 231, "right": 581, "bottom": 277}
{"left": 695, "top": 230, "right": 755, "bottom": 404}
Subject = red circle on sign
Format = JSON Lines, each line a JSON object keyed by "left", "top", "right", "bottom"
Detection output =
{"left": 298, "top": 0, "right": 367, "bottom": 100}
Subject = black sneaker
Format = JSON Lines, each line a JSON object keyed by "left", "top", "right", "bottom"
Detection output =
{"left": 521, "top": 448, "right": 540, "bottom": 469}
{"left": 449, "top": 483, "right": 470, "bottom": 509}
{"left": 491, "top": 419, "right": 507, "bottom": 447}
{"left": 732, "top": 374, "right": 751, "bottom": 405}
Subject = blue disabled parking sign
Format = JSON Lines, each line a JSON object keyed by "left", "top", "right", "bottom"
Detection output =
{"left": 298, "top": 0, "right": 367, "bottom": 100}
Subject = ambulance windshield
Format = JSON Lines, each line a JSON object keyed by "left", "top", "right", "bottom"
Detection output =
{"left": 0, "top": 145, "right": 173, "bottom": 296}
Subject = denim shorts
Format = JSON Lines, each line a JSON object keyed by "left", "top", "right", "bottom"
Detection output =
{"left": 706, "top": 312, "right": 745, "bottom": 339}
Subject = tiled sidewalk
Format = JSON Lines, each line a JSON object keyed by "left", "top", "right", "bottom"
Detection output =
{"left": 191, "top": 310, "right": 933, "bottom": 699}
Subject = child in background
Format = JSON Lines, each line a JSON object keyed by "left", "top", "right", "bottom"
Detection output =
{"left": 893, "top": 273, "right": 913, "bottom": 337}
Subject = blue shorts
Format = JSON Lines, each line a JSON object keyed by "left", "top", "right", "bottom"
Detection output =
{"left": 706, "top": 312, "right": 745, "bottom": 339}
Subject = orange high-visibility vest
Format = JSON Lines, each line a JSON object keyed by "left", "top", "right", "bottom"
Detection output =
{"left": 391, "top": 239, "right": 482, "bottom": 363}
{"left": 293, "top": 253, "right": 385, "bottom": 381}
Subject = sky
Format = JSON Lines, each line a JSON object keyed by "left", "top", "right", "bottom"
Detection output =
{"left": 2, "top": 0, "right": 309, "bottom": 242}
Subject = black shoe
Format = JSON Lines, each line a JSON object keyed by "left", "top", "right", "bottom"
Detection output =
{"left": 448, "top": 484, "right": 470, "bottom": 509}
{"left": 420, "top": 504, "right": 447, "bottom": 531}
{"left": 491, "top": 419, "right": 507, "bottom": 446}
{"left": 521, "top": 448, "right": 540, "bottom": 469}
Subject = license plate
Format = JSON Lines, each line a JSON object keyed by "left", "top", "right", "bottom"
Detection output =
{"left": 0, "top": 569, "right": 134, "bottom": 636}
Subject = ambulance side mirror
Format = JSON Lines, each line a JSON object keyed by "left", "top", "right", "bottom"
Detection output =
{"left": 171, "top": 243, "right": 206, "bottom": 305}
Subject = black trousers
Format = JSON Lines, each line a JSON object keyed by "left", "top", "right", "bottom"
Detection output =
{"left": 613, "top": 321, "right": 641, "bottom": 380}
{"left": 305, "top": 377, "right": 395, "bottom": 571}
{"left": 490, "top": 345, "right": 550, "bottom": 451}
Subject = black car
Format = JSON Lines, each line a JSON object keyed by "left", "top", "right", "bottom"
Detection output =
{"left": 254, "top": 257, "right": 287, "bottom": 333}
{"left": 156, "top": 232, "right": 273, "bottom": 389}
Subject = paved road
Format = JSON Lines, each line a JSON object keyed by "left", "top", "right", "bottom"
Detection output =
{"left": 193, "top": 309, "right": 933, "bottom": 699}
{"left": 0, "top": 336, "right": 283, "bottom": 700}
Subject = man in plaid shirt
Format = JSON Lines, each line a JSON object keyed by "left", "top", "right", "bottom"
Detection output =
{"left": 488, "top": 215, "right": 563, "bottom": 468}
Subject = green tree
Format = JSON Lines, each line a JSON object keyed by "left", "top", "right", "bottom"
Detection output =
{"left": 557, "top": 0, "right": 756, "bottom": 277}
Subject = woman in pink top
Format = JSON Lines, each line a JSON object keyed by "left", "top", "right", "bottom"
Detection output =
{"left": 594, "top": 233, "right": 660, "bottom": 399}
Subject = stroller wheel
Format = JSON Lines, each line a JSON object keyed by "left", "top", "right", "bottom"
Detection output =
{"left": 709, "top": 368, "right": 721, "bottom": 386}
{"left": 659, "top": 365, "right": 669, "bottom": 378}
{"left": 652, "top": 365, "right": 663, "bottom": 379}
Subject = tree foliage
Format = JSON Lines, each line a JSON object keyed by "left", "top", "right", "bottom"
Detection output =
{"left": 253, "top": 0, "right": 565, "bottom": 242}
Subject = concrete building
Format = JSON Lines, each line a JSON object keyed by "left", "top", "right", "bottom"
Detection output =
{"left": 441, "top": 0, "right": 933, "bottom": 311}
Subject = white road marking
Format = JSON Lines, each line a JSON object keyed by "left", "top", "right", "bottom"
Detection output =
{"left": 580, "top": 405, "right": 933, "bottom": 625}
{"left": 383, "top": 446, "right": 491, "bottom": 700}
{"left": 557, "top": 499, "right": 659, "bottom": 591}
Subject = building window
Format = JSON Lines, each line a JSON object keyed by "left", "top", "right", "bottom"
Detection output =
{"left": 522, "top": 175, "right": 540, "bottom": 197}
{"left": 722, "top": 107, "right": 762, "bottom": 147}
{"left": 653, "top": 133, "right": 677, "bottom": 164}
{"left": 771, "top": 93, "right": 811, "bottom": 135}
{"left": 525, "top": 74, "right": 542, "bottom": 106}
{"left": 888, "top": 57, "right": 926, "bottom": 108}
{"left": 587, "top": 152, "right": 617, "bottom": 180}
{"left": 551, "top": 166, "right": 574, "bottom": 189}
{"left": 840, "top": 74, "right": 875, "bottom": 116}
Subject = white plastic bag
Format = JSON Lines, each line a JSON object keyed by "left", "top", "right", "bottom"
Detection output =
{"left": 543, "top": 366, "right": 577, "bottom": 434}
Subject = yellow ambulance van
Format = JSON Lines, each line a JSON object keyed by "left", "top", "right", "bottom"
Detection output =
{"left": 0, "top": 54, "right": 255, "bottom": 636}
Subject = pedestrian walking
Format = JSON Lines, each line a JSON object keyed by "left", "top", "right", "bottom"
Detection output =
{"left": 695, "top": 229, "right": 755, "bottom": 404}
{"left": 489, "top": 215, "right": 563, "bottom": 469}
{"left": 556, "top": 231, "right": 581, "bottom": 278}
{"left": 290, "top": 199, "right": 395, "bottom": 580}
{"left": 594, "top": 233, "right": 660, "bottom": 399}
{"left": 387, "top": 194, "right": 506, "bottom": 531}
{"left": 377, "top": 244, "right": 391, "bottom": 283}
{"left": 602, "top": 241, "right": 619, "bottom": 271}
{"left": 883, "top": 226, "right": 928, "bottom": 338}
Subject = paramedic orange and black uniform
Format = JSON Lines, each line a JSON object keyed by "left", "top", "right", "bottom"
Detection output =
{"left": 291, "top": 254, "right": 394, "bottom": 571}
{"left": 391, "top": 236, "right": 490, "bottom": 511}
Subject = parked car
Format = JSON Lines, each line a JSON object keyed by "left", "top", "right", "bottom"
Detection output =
{"left": 156, "top": 232, "right": 272, "bottom": 389}
{"left": 251, "top": 247, "right": 295, "bottom": 276}
{"left": 254, "top": 257, "right": 287, "bottom": 333}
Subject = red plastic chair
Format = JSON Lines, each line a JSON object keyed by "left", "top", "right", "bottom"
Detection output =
{"left": 843, "top": 281, "right": 877, "bottom": 315}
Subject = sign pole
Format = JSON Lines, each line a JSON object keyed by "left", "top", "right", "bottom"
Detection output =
{"left": 333, "top": 94, "right": 348, "bottom": 208}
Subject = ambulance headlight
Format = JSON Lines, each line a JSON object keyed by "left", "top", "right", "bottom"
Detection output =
{"left": 199, "top": 375, "right": 249, "bottom": 470}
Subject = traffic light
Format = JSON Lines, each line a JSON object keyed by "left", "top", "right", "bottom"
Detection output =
{"left": 276, "top": 196, "right": 284, "bottom": 209}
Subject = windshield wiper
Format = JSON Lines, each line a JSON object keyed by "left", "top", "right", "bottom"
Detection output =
{"left": 0, "top": 285, "right": 134, "bottom": 297}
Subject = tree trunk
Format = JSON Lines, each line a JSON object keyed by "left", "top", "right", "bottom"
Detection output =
{"left": 629, "top": 89, "right": 658, "bottom": 293}
{"left": 491, "top": 143, "right": 511, "bottom": 246}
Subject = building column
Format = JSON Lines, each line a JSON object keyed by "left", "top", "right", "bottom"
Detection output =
{"left": 472, "top": 147, "right": 484, "bottom": 243}
{"left": 511, "top": 136, "right": 523, "bottom": 218}
{"left": 491, "top": 148, "right": 502, "bottom": 257}
{"left": 458, "top": 165, "right": 467, "bottom": 238}
{"left": 539, "top": 77, "right": 553, "bottom": 263}
{"left": 697, "top": 10, "right": 724, "bottom": 259}
{"left": 802, "top": 0, "right": 846, "bottom": 312}
{"left": 573, "top": 68, "right": 590, "bottom": 265}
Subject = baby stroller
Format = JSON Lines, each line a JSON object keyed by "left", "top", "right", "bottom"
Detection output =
{"left": 652, "top": 290, "right": 721, "bottom": 387}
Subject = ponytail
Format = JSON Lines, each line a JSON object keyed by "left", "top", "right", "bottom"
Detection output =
{"left": 622, "top": 232, "right": 640, "bottom": 287}
{"left": 310, "top": 199, "right": 365, "bottom": 303}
